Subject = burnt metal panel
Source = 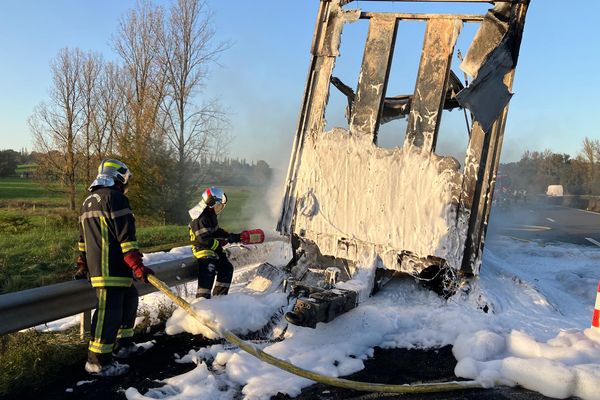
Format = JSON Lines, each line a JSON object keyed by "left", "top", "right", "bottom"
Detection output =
{"left": 459, "top": 4, "right": 510, "bottom": 78}
{"left": 361, "top": 12, "right": 484, "bottom": 22}
{"left": 456, "top": 3, "right": 527, "bottom": 133}
{"left": 405, "top": 18, "right": 462, "bottom": 152}
{"left": 459, "top": 1, "right": 530, "bottom": 274}
{"left": 349, "top": 15, "right": 398, "bottom": 139}
{"left": 278, "top": 0, "right": 351, "bottom": 234}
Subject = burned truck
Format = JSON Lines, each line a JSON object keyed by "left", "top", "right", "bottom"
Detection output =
{"left": 274, "top": 0, "right": 530, "bottom": 327}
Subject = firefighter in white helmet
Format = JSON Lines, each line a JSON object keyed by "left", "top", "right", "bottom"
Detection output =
{"left": 188, "top": 186, "right": 241, "bottom": 299}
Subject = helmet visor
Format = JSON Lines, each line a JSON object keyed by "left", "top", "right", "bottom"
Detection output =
{"left": 213, "top": 193, "right": 227, "bottom": 215}
{"left": 121, "top": 168, "right": 132, "bottom": 185}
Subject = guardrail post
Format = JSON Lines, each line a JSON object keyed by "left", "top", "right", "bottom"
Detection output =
{"left": 80, "top": 310, "right": 91, "bottom": 339}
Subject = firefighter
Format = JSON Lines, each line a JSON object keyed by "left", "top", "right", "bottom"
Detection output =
{"left": 75, "top": 159, "right": 155, "bottom": 376}
{"left": 188, "top": 186, "right": 241, "bottom": 299}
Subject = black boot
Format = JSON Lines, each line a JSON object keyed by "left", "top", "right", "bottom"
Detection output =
{"left": 212, "top": 282, "right": 230, "bottom": 296}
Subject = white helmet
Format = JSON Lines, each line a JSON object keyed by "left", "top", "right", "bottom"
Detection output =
{"left": 88, "top": 159, "right": 132, "bottom": 191}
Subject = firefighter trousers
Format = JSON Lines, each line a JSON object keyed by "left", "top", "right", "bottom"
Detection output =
{"left": 87, "top": 285, "right": 138, "bottom": 366}
{"left": 196, "top": 254, "right": 233, "bottom": 299}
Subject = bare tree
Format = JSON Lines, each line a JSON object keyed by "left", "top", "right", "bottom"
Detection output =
{"left": 114, "top": 1, "right": 167, "bottom": 142}
{"left": 27, "top": 0, "right": 229, "bottom": 221}
{"left": 79, "top": 51, "right": 103, "bottom": 182}
{"left": 159, "top": 0, "right": 229, "bottom": 221}
{"left": 579, "top": 137, "right": 600, "bottom": 193}
{"left": 29, "top": 47, "right": 84, "bottom": 210}
{"left": 94, "top": 61, "right": 124, "bottom": 159}
{"left": 580, "top": 137, "right": 597, "bottom": 165}
{"left": 113, "top": 0, "right": 170, "bottom": 214}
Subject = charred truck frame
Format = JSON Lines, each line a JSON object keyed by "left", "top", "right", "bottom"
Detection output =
{"left": 276, "top": 0, "right": 530, "bottom": 327}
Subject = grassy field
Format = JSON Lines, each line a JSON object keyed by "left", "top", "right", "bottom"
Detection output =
{"left": 0, "top": 177, "right": 69, "bottom": 205}
{"left": 0, "top": 178, "right": 263, "bottom": 294}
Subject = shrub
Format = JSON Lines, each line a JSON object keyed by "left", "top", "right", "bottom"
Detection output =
{"left": 0, "top": 215, "right": 32, "bottom": 234}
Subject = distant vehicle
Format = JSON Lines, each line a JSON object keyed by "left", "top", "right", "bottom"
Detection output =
{"left": 546, "top": 185, "right": 564, "bottom": 197}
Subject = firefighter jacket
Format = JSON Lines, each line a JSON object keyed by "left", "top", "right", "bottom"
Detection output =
{"left": 78, "top": 187, "right": 138, "bottom": 288}
{"left": 189, "top": 208, "right": 228, "bottom": 259}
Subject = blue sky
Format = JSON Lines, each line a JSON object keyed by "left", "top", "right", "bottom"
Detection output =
{"left": 0, "top": 0, "right": 598, "bottom": 168}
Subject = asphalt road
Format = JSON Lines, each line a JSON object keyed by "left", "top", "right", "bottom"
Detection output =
{"left": 487, "top": 198, "right": 600, "bottom": 247}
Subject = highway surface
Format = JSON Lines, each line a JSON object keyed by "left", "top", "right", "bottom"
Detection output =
{"left": 487, "top": 198, "right": 600, "bottom": 247}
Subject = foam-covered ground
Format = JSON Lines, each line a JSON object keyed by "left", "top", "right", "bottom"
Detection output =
{"left": 117, "top": 237, "right": 600, "bottom": 400}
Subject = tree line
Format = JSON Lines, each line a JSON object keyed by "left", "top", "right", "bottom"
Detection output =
{"left": 500, "top": 137, "right": 600, "bottom": 196}
{"left": 0, "top": 149, "right": 272, "bottom": 187}
{"left": 27, "top": 0, "right": 230, "bottom": 223}
{"left": 0, "top": 149, "right": 33, "bottom": 177}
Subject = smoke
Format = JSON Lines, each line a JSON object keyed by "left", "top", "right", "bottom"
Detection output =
{"left": 486, "top": 200, "right": 541, "bottom": 242}
{"left": 238, "top": 165, "right": 288, "bottom": 237}
{"left": 228, "top": 92, "right": 294, "bottom": 235}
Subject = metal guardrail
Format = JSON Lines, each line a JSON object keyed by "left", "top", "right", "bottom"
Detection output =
{"left": 0, "top": 256, "right": 197, "bottom": 336}
{"left": 539, "top": 194, "right": 600, "bottom": 213}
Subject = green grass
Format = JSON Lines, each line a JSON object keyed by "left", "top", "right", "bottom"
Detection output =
{"left": 0, "top": 223, "right": 192, "bottom": 293}
{"left": 0, "top": 309, "right": 176, "bottom": 399}
{"left": 0, "top": 329, "right": 87, "bottom": 399}
{"left": 0, "top": 179, "right": 267, "bottom": 293}
{"left": 0, "top": 177, "right": 65, "bottom": 200}
{"left": 15, "top": 163, "right": 38, "bottom": 173}
{"left": 135, "top": 225, "right": 189, "bottom": 250}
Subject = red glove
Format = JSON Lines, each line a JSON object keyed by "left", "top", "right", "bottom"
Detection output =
{"left": 218, "top": 239, "right": 228, "bottom": 248}
{"left": 124, "top": 251, "right": 154, "bottom": 284}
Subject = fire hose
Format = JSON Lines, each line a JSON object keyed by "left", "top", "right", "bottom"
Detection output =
{"left": 148, "top": 274, "right": 485, "bottom": 394}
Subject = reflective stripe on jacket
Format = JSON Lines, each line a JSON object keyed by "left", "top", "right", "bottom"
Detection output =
{"left": 79, "top": 187, "right": 138, "bottom": 287}
{"left": 189, "top": 208, "right": 227, "bottom": 259}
